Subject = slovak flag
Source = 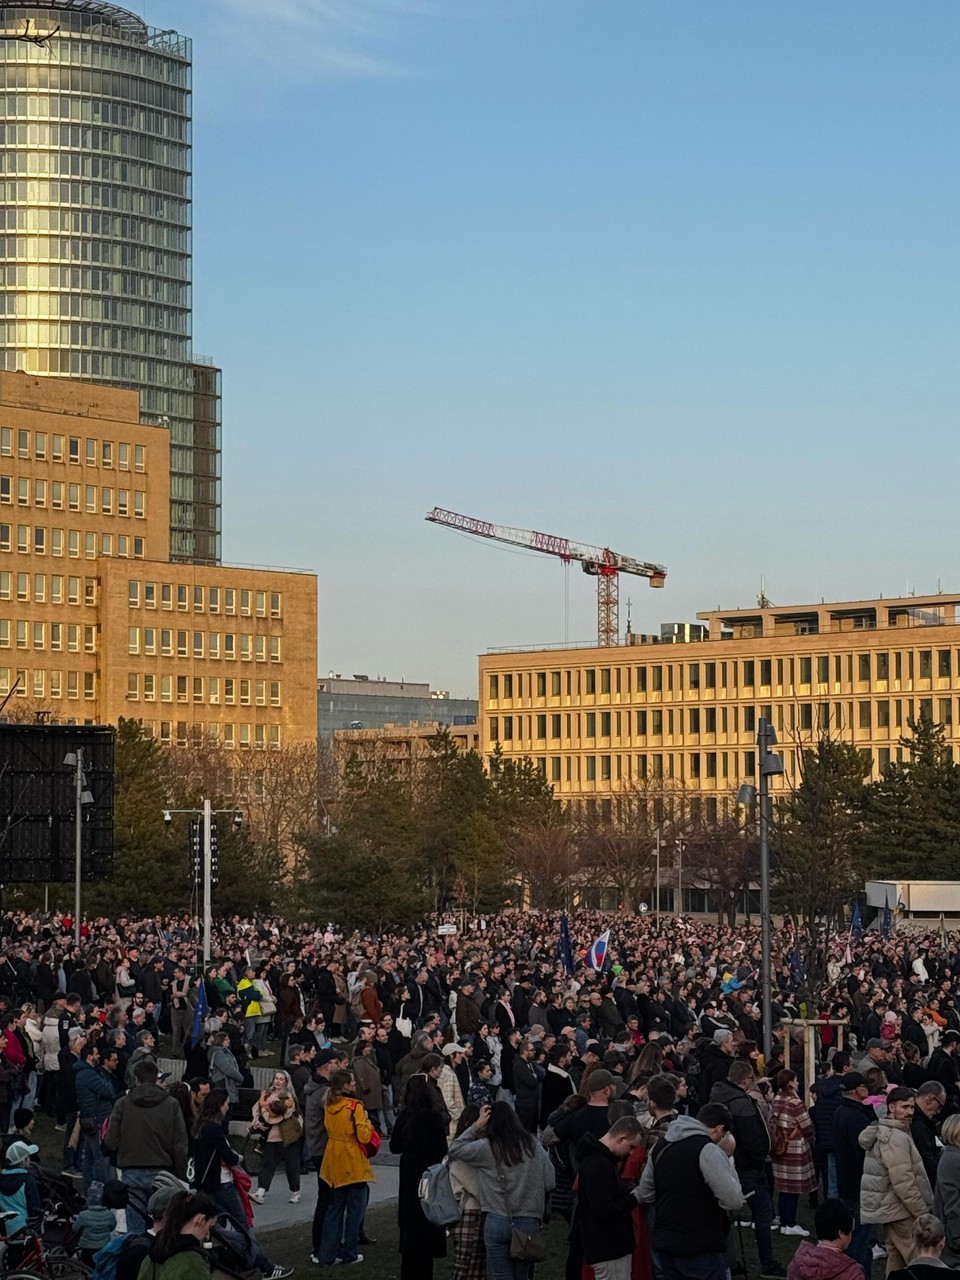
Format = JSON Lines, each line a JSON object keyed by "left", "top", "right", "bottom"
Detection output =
{"left": 586, "top": 929, "right": 611, "bottom": 972}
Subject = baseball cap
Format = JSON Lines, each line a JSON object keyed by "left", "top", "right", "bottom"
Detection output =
{"left": 865, "top": 1038, "right": 887, "bottom": 1051}
{"left": 147, "top": 1185, "right": 180, "bottom": 1218}
{"left": 585, "top": 1069, "right": 616, "bottom": 1092}
{"left": 67, "top": 1026, "right": 86, "bottom": 1043}
{"left": 441, "top": 1042, "right": 463, "bottom": 1058}
{"left": 6, "top": 1141, "right": 38, "bottom": 1164}
{"left": 840, "top": 1072, "right": 867, "bottom": 1091}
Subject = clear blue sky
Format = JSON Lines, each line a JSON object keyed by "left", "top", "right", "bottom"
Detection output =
{"left": 151, "top": 0, "right": 958, "bottom": 698}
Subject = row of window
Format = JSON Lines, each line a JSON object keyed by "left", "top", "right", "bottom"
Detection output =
{"left": 0, "top": 665, "right": 94, "bottom": 698}
{"left": 0, "top": 125, "right": 188, "bottom": 173}
{"left": 126, "top": 674, "right": 281, "bottom": 706}
{"left": 490, "top": 697, "right": 954, "bottom": 743}
{"left": 127, "top": 581, "right": 282, "bottom": 617}
{"left": 128, "top": 629, "right": 281, "bottom": 663}
{"left": 1, "top": 346, "right": 186, "bottom": 384}
{"left": 140, "top": 721, "right": 282, "bottom": 750}
{"left": 0, "top": 620, "right": 95, "bottom": 652}
{"left": 0, "top": 522, "right": 144, "bottom": 558}
{"left": 515, "top": 746, "right": 901, "bottom": 787}
{"left": 1, "top": 477, "right": 146, "bottom": 515}
{"left": 0, "top": 572, "right": 95, "bottom": 603}
{"left": 0, "top": 427, "right": 146, "bottom": 469}
{"left": 488, "top": 649, "right": 960, "bottom": 702}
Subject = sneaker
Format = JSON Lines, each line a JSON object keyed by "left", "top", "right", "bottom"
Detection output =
{"left": 264, "top": 1267, "right": 293, "bottom": 1279}
{"left": 781, "top": 1225, "right": 808, "bottom": 1236}
{"left": 289, "top": 1192, "right": 301, "bottom": 1204}
{"left": 770, "top": 1218, "right": 780, "bottom": 1229}
{"left": 250, "top": 1189, "right": 266, "bottom": 1204}
{"left": 309, "top": 1259, "right": 320, "bottom": 1267}
{"left": 761, "top": 1265, "right": 788, "bottom": 1279}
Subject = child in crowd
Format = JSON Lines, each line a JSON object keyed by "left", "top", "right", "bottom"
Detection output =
{"left": 74, "top": 1181, "right": 117, "bottom": 1265}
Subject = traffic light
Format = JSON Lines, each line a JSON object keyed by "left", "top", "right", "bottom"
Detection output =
{"left": 209, "top": 817, "right": 219, "bottom": 886}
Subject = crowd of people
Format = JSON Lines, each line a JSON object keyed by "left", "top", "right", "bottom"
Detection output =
{"left": 0, "top": 908, "right": 958, "bottom": 1280}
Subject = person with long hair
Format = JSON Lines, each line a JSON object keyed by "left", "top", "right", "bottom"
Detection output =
{"left": 135, "top": 1189, "right": 218, "bottom": 1280}
{"left": 449, "top": 1104, "right": 487, "bottom": 1280}
{"left": 192, "top": 1089, "right": 290, "bottom": 1280}
{"left": 390, "top": 1073, "right": 448, "bottom": 1280}
{"left": 317, "top": 1070, "right": 375, "bottom": 1267}
{"left": 448, "top": 1100, "right": 555, "bottom": 1280}
{"left": 250, "top": 1070, "right": 303, "bottom": 1205}
{"left": 771, "top": 1068, "right": 817, "bottom": 1235}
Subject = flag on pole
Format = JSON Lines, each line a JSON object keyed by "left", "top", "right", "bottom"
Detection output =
{"left": 940, "top": 912, "right": 947, "bottom": 950}
{"left": 557, "top": 912, "right": 574, "bottom": 977}
{"left": 881, "top": 902, "right": 892, "bottom": 940}
{"left": 851, "top": 901, "right": 862, "bottom": 944}
{"left": 191, "top": 977, "right": 208, "bottom": 1048}
{"left": 586, "top": 928, "right": 611, "bottom": 973}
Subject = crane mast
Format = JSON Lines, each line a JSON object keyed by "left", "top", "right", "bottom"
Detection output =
{"left": 425, "top": 506, "right": 666, "bottom": 646}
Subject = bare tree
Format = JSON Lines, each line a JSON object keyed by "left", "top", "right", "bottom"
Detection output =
{"left": 684, "top": 815, "right": 758, "bottom": 926}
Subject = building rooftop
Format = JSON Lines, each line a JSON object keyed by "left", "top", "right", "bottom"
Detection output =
{"left": 1, "top": 0, "right": 146, "bottom": 36}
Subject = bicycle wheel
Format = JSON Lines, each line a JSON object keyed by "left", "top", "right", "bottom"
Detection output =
{"left": 42, "top": 1251, "right": 93, "bottom": 1280}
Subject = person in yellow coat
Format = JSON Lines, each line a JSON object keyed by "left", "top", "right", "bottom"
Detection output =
{"left": 317, "top": 1070, "right": 376, "bottom": 1266}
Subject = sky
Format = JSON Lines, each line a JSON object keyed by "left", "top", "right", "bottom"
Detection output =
{"left": 147, "top": 0, "right": 958, "bottom": 699}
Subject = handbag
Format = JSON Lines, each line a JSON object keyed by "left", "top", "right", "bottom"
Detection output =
{"left": 495, "top": 1160, "right": 548, "bottom": 1264}
{"left": 349, "top": 1100, "right": 381, "bottom": 1158}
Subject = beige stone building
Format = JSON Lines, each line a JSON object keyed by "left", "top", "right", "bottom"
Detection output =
{"left": 479, "top": 593, "right": 960, "bottom": 816}
{"left": 0, "top": 372, "right": 317, "bottom": 744}
{"left": 334, "top": 720, "right": 481, "bottom": 779}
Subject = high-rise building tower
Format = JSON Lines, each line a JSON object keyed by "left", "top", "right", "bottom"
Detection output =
{"left": 0, "top": 0, "right": 220, "bottom": 565}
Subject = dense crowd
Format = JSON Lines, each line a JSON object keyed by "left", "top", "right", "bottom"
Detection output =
{"left": 0, "top": 908, "right": 957, "bottom": 1280}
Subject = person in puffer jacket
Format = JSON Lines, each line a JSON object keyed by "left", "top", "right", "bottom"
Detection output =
{"left": 786, "top": 1198, "right": 866, "bottom": 1280}
{"left": 859, "top": 1086, "right": 932, "bottom": 1274}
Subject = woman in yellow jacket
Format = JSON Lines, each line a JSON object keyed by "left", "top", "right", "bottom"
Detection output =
{"left": 317, "top": 1070, "right": 376, "bottom": 1266}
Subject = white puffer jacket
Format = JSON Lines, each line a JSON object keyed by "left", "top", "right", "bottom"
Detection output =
{"left": 40, "top": 1015, "right": 60, "bottom": 1072}
{"left": 859, "top": 1117, "right": 932, "bottom": 1223}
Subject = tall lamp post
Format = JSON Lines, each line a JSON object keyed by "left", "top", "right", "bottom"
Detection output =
{"left": 675, "top": 833, "right": 685, "bottom": 916}
{"left": 63, "top": 750, "right": 94, "bottom": 947}
{"left": 736, "top": 717, "right": 784, "bottom": 1065}
{"left": 163, "top": 801, "right": 242, "bottom": 964}
{"left": 654, "top": 827, "right": 662, "bottom": 928}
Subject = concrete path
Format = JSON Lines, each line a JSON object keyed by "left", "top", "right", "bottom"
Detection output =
{"left": 251, "top": 1155, "right": 400, "bottom": 1233}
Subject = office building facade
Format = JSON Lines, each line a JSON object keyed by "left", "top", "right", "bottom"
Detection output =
{"left": 479, "top": 593, "right": 960, "bottom": 816}
{"left": 0, "top": 0, "right": 220, "bottom": 563}
{"left": 318, "top": 674, "right": 477, "bottom": 738}
{"left": 0, "top": 372, "right": 317, "bottom": 744}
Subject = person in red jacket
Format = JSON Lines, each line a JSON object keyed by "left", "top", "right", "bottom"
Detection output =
{"left": 787, "top": 1199, "right": 865, "bottom": 1280}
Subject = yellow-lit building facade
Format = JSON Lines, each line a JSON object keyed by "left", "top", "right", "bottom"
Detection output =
{"left": 334, "top": 720, "right": 481, "bottom": 780}
{"left": 0, "top": 372, "right": 317, "bottom": 744}
{"left": 479, "top": 594, "right": 960, "bottom": 817}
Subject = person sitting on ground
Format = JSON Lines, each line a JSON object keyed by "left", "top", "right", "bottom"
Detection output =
{"left": 786, "top": 1198, "right": 865, "bottom": 1280}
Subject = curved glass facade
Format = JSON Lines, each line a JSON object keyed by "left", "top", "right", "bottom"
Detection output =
{"left": 0, "top": 1, "right": 219, "bottom": 563}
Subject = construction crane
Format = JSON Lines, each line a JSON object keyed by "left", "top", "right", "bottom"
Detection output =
{"left": 425, "top": 506, "right": 666, "bottom": 647}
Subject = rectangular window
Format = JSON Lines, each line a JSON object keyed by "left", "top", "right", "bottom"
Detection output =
{"left": 636, "top": 710, "right": 647, "bottom": 735}
{"left": 118, "top": 443, "right": 129, "bottom": 470}
{"left": 706, "top": 752, "right": 717, "bottom": 778}
{"left": 101, "top": 487, "right": 113, "bottom": 514}
{"left": 939, "top": 650, "right": 952, "bottom": 678}
{"left": 600, "top": 710, "right": 611, "bottom": 736}
{"left": 17, "top": 430, "right": 29, "bottom": 459}
{"left": 68, "top": 483, "right": 79, "bottom": 511}
{"left": 940, "top": 698, "right": 953, "bottom": 726}
{"left": 85, "top": 438, "right": 96, "bottom": 466}
{"left": 600, "top": 754, "right": 611, "bottom": 780}
{"left": 128, "top": 580, "right": 140, "bottom": 607}
{"left": 68, "top": 437, "right": 79, "bottom": 464}
{"left": 177, "top": 585, "right": 188, "bottom": 611}
{"left": 0, "top": 477, "right": 8, "bottom": 504}
{"left": 706, "top": 707, "right": 717, "bottom": 733}
{"left": 127, "top": 674, "right": 139, "bottom": 699}
{"left": 270, "top": 681, "right": 280, "bottom": 707}
{"left": 15, "top": 478, "right": 27, "bottom": 506}
{"left": 240, "top": 589, "right": 251, "bottom": 616}
{"left": 585, "top": 712, "right": 596, "bottom": 738}
{"left": 688, "top": 662, "right": 700, "bottom": 690}
{"left": 84, "top": 531, "right": 95, "bottom": 558}
{"left": 585, "top": 669, "right": 596, "bottom": 695}
{"left": 858, "top": 700, "right": 872, "bottom": 729}
{"left": 143, "top": 674, "right": 155, "bottom": 700}
{"left": 877, "top": 700, "right": 890, "bottom": 727}
{"left": 536, "top": 671, "right": 547, "bottom": 697}
{"left": 193, "top": 631, "right": 204, "bottom": 658}
{"left": 799, "top": 656, "right": 812, "bottom": 684}
{"left": 858, "top": 653, "right": 870, "bottom": 681}
{"left": 689, "top": 752, "right": 700, "bottom": 779}
{"left": 652, "top": 709, "right": 663, "bottom": 734}
{"left": 134, "top": 445, "right": 144, "bottom": 472}
{"left": 224, "top": 633, "right": 235, "bottom": 660}
{"left": 51, "top": 482, "right": 63, "bottom": 510}
{"left": 0, "top": 572, "right": 8, "bottom": 600}
{"left": 586, "top": 756, "right": 596, "bottom": 781}
{"left": 208, "top": 678, "right": 220, "bottom": 704}
{"left": 17, "top": 525, "right": 28, "bottom": 553}
{"left": 177, "top": 630, "right": 188, "bottom": 657}
{"left": 143, "top": 628, "right": 156, "bottom": 656}
{"left": 743, "top": 705, "right": 756, "bottom": 732}
{"left": 600, "top": 668, "right": 611, "bottom": 694}
{"left": 743, "top": 660, "right": 755, "bottom": 687}
{"left": 194, "top": 586, "right": 204, "bottom": 612}
{"left": 551, "top": 713, "right": 561, "bottom": 739}
{"left": 161, "top": 629, "right": 172, "bottom": 656}
{"left": 33, "top": 527, "right": 45, "bottom": 553}
{"left": 209, "top": 588, "right": 220, "bottom": 613}
{"left": 52, "top": 434, "right": 63, "bottom": 461}
{"left": 270, "top": 592, "right": 281, "bottom": 618}
{"left": 161, "top": 584, "right": 172, "bottom": 609}
{"left": 877, "top": 652, "right": 889, "bottom": 680}
{"left": 118, "top": 490, "right": 129, "bottom": 517}
{"left": 101, "top": 441, "right": 112, "bottom": 467}
{"left": 85, "top": 485, "right": 96, "bottom": 513}
{"left": 34, "top": 480, "right": 46, "bottom": 507}
{"left": 502, "top": 714, "right": 512, "bottom": 740}
{"left": 134, "top": 492, "right": 144, "bottom": 519}
{"left": 652, "top": 665, "right": 662, "bottom": 692}
{"left": 689, "top": 708, "right": 700, "bottom": 734}
{"left": 536, "top": 714, "right": 547, "bottom": 739}
{"left": 800, "top": 703, "right": 813, "bottom": 731}
{"left": 920, "top": 650, "right": 933, "bottom": 679}
{"left": 224, "top": 589, "right": 235, "bottom": 614}
{"left": 160, "top": 676, "right": 173, "bottom": 703}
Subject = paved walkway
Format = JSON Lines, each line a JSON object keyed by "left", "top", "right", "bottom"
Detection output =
{"left": 252, "top": 1157, "right": 400, "bottom": 1233}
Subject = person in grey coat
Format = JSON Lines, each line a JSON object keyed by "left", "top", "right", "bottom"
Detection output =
{"left": 207, "top": 1031, "right": 243, "bottom": 1106}
{"left": 933, "top": 1113, "right": 960, "bottom": 1266}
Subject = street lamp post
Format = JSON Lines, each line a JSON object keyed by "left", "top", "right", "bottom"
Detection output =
{"left": 675, "top": 834, "right": 685, "bottom": 916}
{"left": 654, "top": 827, "right": 661, "bottom": 929}
{"left": 163, "top": 801, "right": 241, "bottom": 965}
{"left": 63, "top": 750, "right": 93, "bottom": 947}
{"left": 736, "top": 717, "right": 784, "bottom": 1066}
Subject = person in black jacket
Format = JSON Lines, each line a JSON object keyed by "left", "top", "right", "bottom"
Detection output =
{"left": 696, "top": 1030, "right": 735, "bottom": 1107}
{"left": 911, "top": 1082, "right": 946, "bottom": 1190}
{"left": 831, "top": 1072, "right": 875, "bottom": 1278}
{"left": 575, "top": 1116, "right": 645, "bottom": 1278}
{"left": 926, "top": 1032, "right": 960, "bottom": 1115}
{"left": 390, "top": 1073, "right": 448, "bottom": 1280}
{"left": 192, "top": 1088, "right": 289, "bottom": 1279}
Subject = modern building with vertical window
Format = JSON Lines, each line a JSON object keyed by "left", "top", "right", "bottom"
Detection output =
{"left": 479, "top": 594, "right": 960, "bottom": 815}
{"left": 0, "top": 0, "right": 220, "bottom": 564}
{"left": 0, "top": 372, "right": 317, "bottom": 744}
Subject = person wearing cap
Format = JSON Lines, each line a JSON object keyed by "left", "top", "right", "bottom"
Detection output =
{"left": 303, "top": 1048, "right": 348, "bottom": 1264}
{"left": 860, "top": 1085, "right": 933, "bottom": 1273}
{"left": 0, "top": 1139, "right": 41, "bottom": 1236}
{"left": 855, "top": 1040, "right": 902, "bottom": 1083}
{"left": 926, "top": 1030, "right": 960, "bottom": 1116}
{"left": 439, "top": 1043, "right": 466, "bottom": 1138}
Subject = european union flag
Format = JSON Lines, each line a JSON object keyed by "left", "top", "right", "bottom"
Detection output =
{"left": 191, "top": 977, "right": 208, "bottom": 1048}
{"left": 557, "top": 913, "right": 574, "bottom": 978}
{"left": 881, "top": 902, "right": 892, "bottom": 940}
{"left": 851, "top": 902, "right": 862, "bottom": 944}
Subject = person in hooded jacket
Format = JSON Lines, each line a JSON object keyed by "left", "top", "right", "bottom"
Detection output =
{"left": 317, "top": 1070, "right": 375, "bottom": 1267}
{"left": 104, "top": 1058, "right": 188, "bottom": 1235}
{"left": 135, "top": 1189, "right": 217, "bottom": 1280}
{"left": 697, "top": 1031, "right": 735, "bottom": 1107}
{"left": 859, "top": 1086, "right": 933, "bottom": 1274}
{"left": 786, "top": 1198, "right": 865, "bottom": 1280}
{"left": 0, "top": 1139, "right": 42, "bottom": 1237}
{"left": 575, "top": 1114, "right": 646, "bottom": 1280}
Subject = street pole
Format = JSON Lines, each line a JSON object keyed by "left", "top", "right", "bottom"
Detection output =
{"left": 73, "top": 747, "right": 83, "bottom": 948}
{"left": 202, "top": 797, "right": 212, "bottom": 965}
{"left": 758, "top": 718, "right": 773, "bottom": 1066}
{"left": 655, "top": 827, "right": 661, "bottom": 929}
{"left": 676, "top": 835, "right": 684, "bottom": 916}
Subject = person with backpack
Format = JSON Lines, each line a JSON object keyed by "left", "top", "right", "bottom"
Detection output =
{"left": 390, "top": 1072, "right": 449, "bottom": 1280}
{"left": 133, "top": 1189, "right": 217, "bottom": 1280}
{"left": 316, "top": 1070, "right": 376, "bottom": 1268}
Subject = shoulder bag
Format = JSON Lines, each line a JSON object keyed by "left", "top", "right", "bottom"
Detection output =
{"left": 495, "top": 1158, "right": 547, "bottom": 1263}
{"left": 349, "top": 1100, "right": 381, "bottom": 1158}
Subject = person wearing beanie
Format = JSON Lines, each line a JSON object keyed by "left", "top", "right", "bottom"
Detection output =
{"left": 74, "top": 1181, "right": 117, "bottom": 1264}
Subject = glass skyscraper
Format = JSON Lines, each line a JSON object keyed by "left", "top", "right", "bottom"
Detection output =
{"left": 0, "top": 0, "right": 220, "bottom": 563}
